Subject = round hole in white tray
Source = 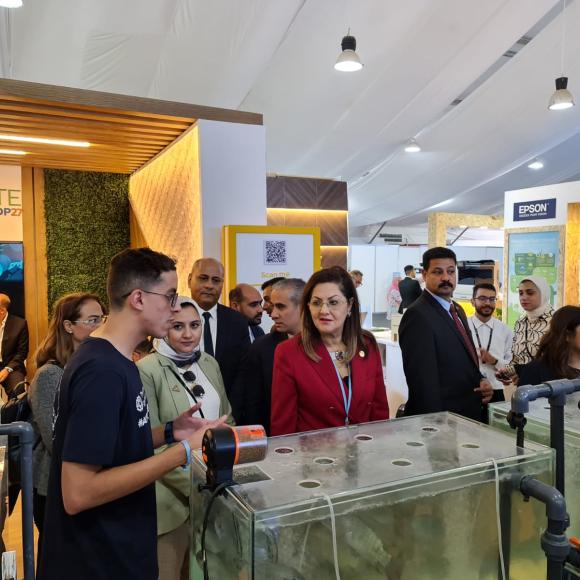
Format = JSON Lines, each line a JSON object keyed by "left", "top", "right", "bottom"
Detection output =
{"left": 298, "top": 479, "right": 321, "bottom": 489}
{"left": 274, "top": 446, "right": 295, "bottom": 454}
{"left": 392, "top": 458, "right": 412, "bottom": 467}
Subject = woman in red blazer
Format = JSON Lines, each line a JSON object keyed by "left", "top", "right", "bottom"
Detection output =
{"left": 270, "top": 266, "right": 389, "bottom": 436}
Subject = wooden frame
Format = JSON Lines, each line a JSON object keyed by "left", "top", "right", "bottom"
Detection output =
{"left": 503, "top": 225, "right": 565, "bottom": 326}
{"left": 0, "top": 78, "right": 262, "bottom": 173}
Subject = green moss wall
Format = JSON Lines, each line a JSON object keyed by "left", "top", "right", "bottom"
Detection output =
{"left": 44, "top": 170, "right": 130, "bottom": 310}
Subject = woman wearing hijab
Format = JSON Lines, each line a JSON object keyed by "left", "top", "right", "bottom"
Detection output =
{"left": 506, "top": 276, "right": 555, "bottom": 381}
{"left": 137, "top": 296, "right": 233, "bottom": 580}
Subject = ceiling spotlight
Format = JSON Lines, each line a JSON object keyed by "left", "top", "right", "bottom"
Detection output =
{"left": 334, "top": 33, "right": 363, "bottom": 72}
{"left": 528, "top": 160, "right": 544, "bottom": 170}
{"left": 548, "top": 76, "right": 574, "bottom": 110}
{"left": 0, "top": 149, "right": 26, "bottom": 155}
{"left": 404, "top": 139, "right": 421, "bottom": 153}
{"left": 0, "top": 0, "right": 23, "bottom": 6}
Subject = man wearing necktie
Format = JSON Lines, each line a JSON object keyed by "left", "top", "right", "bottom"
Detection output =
{"left": 188, "top": 258, "right": 250, "bottom": 401}
{"left": 399, "top": 247, "right": 493, "bottom": 421}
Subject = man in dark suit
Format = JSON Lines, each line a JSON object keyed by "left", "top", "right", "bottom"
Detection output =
{"left": 188, "top": 259, "right": 250, "bottom": 400}
{"left": 399, "top": 248, "right": 492, "bottom": 421}
{"left": 0, "top": 293, "right": 28, "bottom": 398}
{"left": 229, "top": 283, "right": 265, "bottom": 343}
{"left": 398, "top": 265, "right": 422, "bottom": 314}
{"left": 232, "top": 278, "right": 304, "bottom": 432}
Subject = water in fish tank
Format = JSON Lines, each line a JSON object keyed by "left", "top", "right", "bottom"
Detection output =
{"left": 191, "top": 412, "right": 554, "bottom": 580}
{"left": 490, "top": 391, "right": 580, "bottom": 539}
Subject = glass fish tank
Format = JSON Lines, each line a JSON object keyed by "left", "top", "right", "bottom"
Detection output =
{"left": 490, "top": 391, "right": 580, "bottom": 538}
{"left": 191, "top": 412, "right": 553, "bottom": 580}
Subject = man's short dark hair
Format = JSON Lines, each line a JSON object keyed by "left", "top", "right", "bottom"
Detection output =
{"left": 229, "top": 285, "right": 243, "bottom": 304}
{"left": 349, "top": 269, "right": 363, "bottom": 278}
{"left": 404, "top": 265, "right": 414, "bottom": 274}
{"left": 472, "top": 283, "right": 497, "bottom": 298}
{"left": 107, "top": 248, "right": 176, "bottom": 309}
{"left": 133, "top": 338, "right": 154, "bottom": 355}
{"left": 272, "top": 278, "right": 306, "bottom": 306}
{"left": 422, "top": 247, "right": 457, "bottom": 271}
{"left": 261, "top": 277, "right": 285, "bottom": 291}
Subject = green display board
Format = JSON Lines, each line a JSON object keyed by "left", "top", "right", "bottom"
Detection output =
{"left": 505, "top": 229, "right": 561, "bottom": 327}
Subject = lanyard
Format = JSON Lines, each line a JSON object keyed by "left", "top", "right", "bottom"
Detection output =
{"left": 472, "top": 320, "right": 494, "bottom": 352}
{"left": 331, "top": 359, "right": 352, "bottom": 425}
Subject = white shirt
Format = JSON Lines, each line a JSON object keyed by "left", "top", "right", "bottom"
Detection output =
{"left": 177, "top": 362, "right": 221, "bottom": 420}
{"left": 468, "top": 315, "right": 513, "bottom": 390}
{"left": 193, "top": 300, "right": 218, "bottom": 354}
{"left": 0, "top": 313, "right": 7, "bottom": 363}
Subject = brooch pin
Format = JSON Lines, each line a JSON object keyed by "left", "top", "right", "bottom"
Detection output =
{"left": 359, "top": 350, "right": 365, "bottom": 358}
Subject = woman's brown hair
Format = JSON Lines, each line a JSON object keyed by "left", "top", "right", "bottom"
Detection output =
{"left": 535, "top": 305, "right": 580, "bottom": 379}
{"left": 35, "top": 293, "right": 107, "bottom": 368}
{"left": 300, "top": 266, "right": 376, "bottom": 362}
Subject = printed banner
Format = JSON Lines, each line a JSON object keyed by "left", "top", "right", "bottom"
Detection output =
{"left": 506, "top": 230, "right": 560, "bottom": 327}
{"left": 513, "top": 198, "right": 556, "bottom": 222}
{"left": 0, "top": 165, "right": 23, "bottom": 241}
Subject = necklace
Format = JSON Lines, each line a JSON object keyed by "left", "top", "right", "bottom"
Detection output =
{"left": 330, "top": 351, "right": 345, "bottom": 362}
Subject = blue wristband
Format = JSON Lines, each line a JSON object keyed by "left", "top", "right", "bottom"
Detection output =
{"left": 180, "top": 440, "right": 191, "bottom": 469}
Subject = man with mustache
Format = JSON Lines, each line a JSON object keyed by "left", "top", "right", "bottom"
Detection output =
{"left": 188, "top": 258, "right": 250, "bottom": 404}
{"left": 399, "top": 247, "right": 493, "bottom": 421}
{"left": 467, "top": 283, "right": 513, "bottom": 420}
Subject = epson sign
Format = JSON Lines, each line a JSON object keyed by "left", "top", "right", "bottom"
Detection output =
{"left": 513, "top": 198, "right": 556, "bottom": 221}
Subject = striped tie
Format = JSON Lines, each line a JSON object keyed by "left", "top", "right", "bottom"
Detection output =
{"left": 450, "top": 304, "right": 478, "bottom": 365}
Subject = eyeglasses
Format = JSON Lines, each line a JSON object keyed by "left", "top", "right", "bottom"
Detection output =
{"left": 73, "top": 315, "right": 107, "bottom": 327}
{"left": 126, "top": 289, "right": 178, "bottom": 308}
{"left": 308, "top": 298, "right": 347, "bottom": 311}
{"left": 474, "top": 296, "right": 497, "bottom": 304}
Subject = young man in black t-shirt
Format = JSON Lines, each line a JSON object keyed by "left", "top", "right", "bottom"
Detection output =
{"left": 38, "top": 248, "right": 225, "bottom": 580}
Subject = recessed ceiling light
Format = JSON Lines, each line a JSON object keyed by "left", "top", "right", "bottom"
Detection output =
{"left": 0, "top": 149, "right": 26, "bottom": 155}
{"left": 0, "top": 0, "right": 23, "bottom": 7}
{"left": 0, "top": 134, "right": 90, "bottom": 148}
{"left": 528, "top": 160, "right": 544, "bottom": 170}
{"left": 404, "top": 139, "right": 421, "bottom": 153}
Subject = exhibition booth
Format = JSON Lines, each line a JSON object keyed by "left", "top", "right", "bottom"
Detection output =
{"left": 1, "top": 76, "right": 580, "bottom": 580}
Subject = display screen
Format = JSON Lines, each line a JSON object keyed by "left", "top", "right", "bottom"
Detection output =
{"left": 0, "top": 242, "right": 23, "bottom": 282}
{"left": 0, "top": 242, "right": 24, "bottom": 317}
{"left": 457, "top": 261, "right": 494, "bottom": 286}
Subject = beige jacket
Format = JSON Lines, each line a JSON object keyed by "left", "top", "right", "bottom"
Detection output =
{"left": 138, "top": 351, "right": 234, "bottom": 535}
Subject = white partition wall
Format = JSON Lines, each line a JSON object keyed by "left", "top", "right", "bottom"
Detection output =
{"left": 349, "top": 244, "right": 501, "bottom": 313}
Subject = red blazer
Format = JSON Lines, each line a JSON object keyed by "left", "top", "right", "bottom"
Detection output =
{"left": 270, "top": 335, "right": 389, "bottom": 436}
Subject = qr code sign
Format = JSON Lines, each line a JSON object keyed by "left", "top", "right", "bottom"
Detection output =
{"left": 264, "top": 240, "right": 287, "bottom": 265}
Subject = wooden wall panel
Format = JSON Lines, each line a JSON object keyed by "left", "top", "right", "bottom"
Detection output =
{"left": 129, "top": 127, "right": 203, "bottom": 295}
{"left": 266, "top": 175, "right": 348, "bottom": 270}
{"left": 317, "top": 213, "right": 348, "bottom": 246}
{"left": 321, "top": 247, "right": 348, "bottom": 269}
{"left": 564, "top": 202, "right": 580, "bottom": 305}
{"left": 22, "top": 166, "right": 48, "bottom": 374}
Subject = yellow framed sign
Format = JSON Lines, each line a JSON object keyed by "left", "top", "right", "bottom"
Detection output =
{"left": 222, "top": 225, "right": 321, "bottom": 301}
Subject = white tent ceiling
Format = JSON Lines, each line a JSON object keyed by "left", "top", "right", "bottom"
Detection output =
{"left": 3, "top": 0, "right": 580, "bottom": 236}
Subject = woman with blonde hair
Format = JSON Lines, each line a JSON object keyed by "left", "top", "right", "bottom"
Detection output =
{"left": 29, "top": 292, "right": 106, "bottom": 552}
